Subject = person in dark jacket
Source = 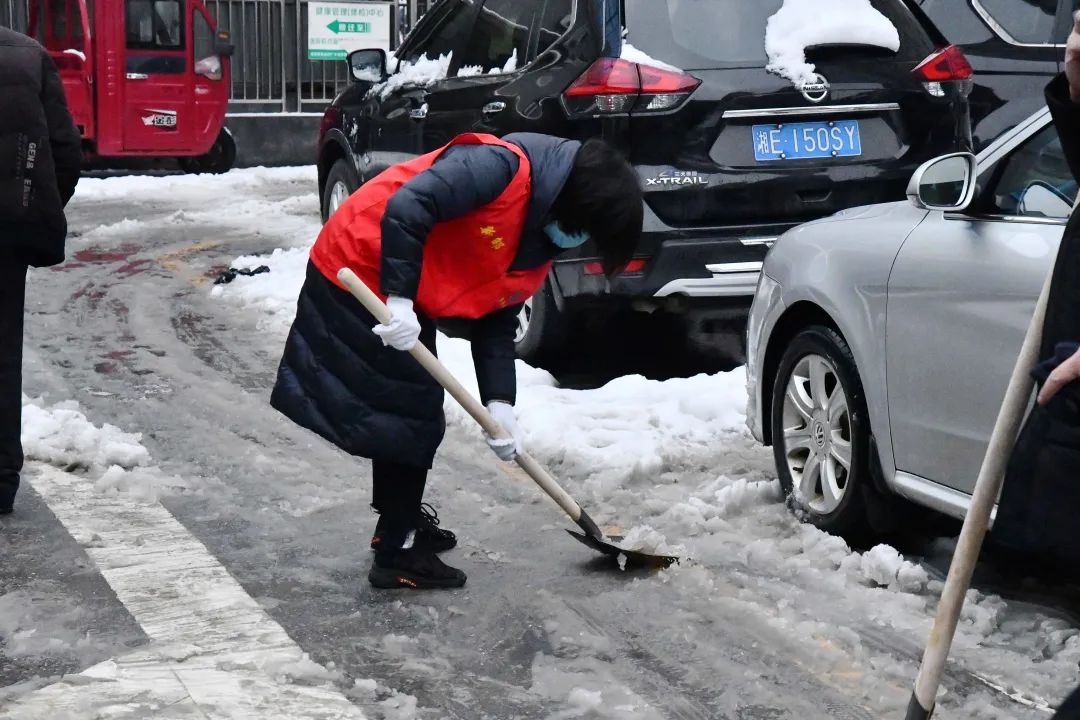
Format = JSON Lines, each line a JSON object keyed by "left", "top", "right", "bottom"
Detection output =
{"left": 0, "top": 27, "right": 82, "bottom": 515}
{"left": 271, "top": 132, "right": 642, "bottom": 590}
{"left": 1043, "top": 15, "right": 1080, "bottom": 720}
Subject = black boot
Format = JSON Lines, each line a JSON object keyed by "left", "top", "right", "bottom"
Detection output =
{"left": 0, "top": 473, "right": 17, "bottom": 515}
{"left": 371, "top": 503, "right": 457, "bottom": 553}
{"left": 369, "top": 537, "right": 467, "bottom": 590}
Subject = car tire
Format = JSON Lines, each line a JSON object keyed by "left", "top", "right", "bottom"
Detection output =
{"left": 514, "top": 278, "right": 568, "bottom": 366}
{"left": 770, "top": 325, "right": 879, "bottom": 540}
{"left": 322, "top": 158, "right": 360, "bottom": 223}
{"left": 180, "top": 127, "right": 236, "bottom": 175}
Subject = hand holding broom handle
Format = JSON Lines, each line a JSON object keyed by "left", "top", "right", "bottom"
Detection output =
{"left": 337, "top": 268, "right": 605, "bottom": 542}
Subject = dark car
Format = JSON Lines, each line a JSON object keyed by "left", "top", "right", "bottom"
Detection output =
{"left": 317, "top": 0, "right": 971, "bottom": 365}
{"left": 916, "top": 0, "right": 1075, "bottom": 149}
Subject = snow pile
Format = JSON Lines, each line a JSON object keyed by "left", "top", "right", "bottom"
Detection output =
{"left": 21, "top": 396, "right": 149, "bottom": 471}
{"left": 74, "top": 166, "right": 315, "bottom": 202}
{"left": 373, "top": 52, "right": 453, "bottom": 100}
{"left": 457, "top": 52, "right": 519, "bottom": 78}
{"left": 764, "top": 0, "right": 900, "bottom": 84}
{"left": 76, "top": 217, "right": 145, "bottom": 243}
{"left": 841, "top": 543, "right": 930, "bottom": 593}
{"left": 620, "top": 41, "right": 682, "bottom": 72}
{"left": 210, "top": 247, "right": 311, "bottom": 330}
{"left": 20, "top": 396, "right": 191, "bottom": 502}
{"left": 92, "top": 465, "right": 188, "bottom": 504}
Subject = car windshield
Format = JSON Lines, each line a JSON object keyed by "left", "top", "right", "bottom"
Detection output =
{"left": 624, "top": 0, "right": 924, "bottom": 69}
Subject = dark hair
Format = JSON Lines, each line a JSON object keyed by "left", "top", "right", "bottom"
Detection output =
{"left": 551, "top": 138, "right": 643, "bottom": 277}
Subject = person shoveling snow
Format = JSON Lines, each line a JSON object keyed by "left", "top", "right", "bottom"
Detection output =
{"left": 270, "top": 133, "right": 643, "bottom": 590}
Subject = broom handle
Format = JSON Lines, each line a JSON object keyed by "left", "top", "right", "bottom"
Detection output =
{"left": 908, "top": 264, "right": 1054, "bottom": 719}
{"left": 337, "top": 268, "right": 590, "bottom": 528}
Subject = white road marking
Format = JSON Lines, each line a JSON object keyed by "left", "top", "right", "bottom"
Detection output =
{"left": 2, "top": 465, "right": 368, "bottom": 719}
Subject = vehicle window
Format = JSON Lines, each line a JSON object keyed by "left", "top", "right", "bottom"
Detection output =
{"left": 457, "top": 0, "right": 533, "bottom": 76}
{"left": 623, "top": 0, "right": 930, "bottom": 69}
{"left": 536, "top": 0, "right": 573, "bottom": 55}
{"left": 193, "top": 8, "right": 215, "bottom": 61}
{"left": 398, "top": 0, "right": 476, "bottom": 65}
{"left": 126, "top": 0, "right": 184, "bottom": 49}
{"left": 987, "top": 124, "right": 1077, "bottom": 219}
{"left": 47, "top": 0, "right": 67, "bottom": 41}
{"left": 974, "top": 0, "right": 1058, "bottom": 44}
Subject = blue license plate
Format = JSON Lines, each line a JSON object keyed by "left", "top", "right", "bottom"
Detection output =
{"left": 751, "top": 120, "right": 862, "bottom": 162}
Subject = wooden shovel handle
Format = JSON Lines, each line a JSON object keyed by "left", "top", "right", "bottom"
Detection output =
{"left": 337, "top": 268, "right": 587, "bottom": 525}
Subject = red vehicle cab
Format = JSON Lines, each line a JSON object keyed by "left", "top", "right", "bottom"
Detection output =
{"left": 29, "top": 0, "right": 235, "bottom": 172}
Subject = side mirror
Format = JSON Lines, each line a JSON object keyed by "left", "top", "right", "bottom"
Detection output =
{"left": 215, "top": 31, "right": 234, "bottom": 58}
{"left": 907, "top": 152, "right": 977, "bottom": 212}
{"left": 348, "top": 48, "right": 388, "bottom": 83}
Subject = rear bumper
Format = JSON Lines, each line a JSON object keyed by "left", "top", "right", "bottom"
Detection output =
{"left": 551, "top": 221, "right": 796, "bottom": 302}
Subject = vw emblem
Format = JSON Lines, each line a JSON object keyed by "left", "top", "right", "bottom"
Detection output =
{"left": 799, "top": 73, "right": 830, "bottom": 103}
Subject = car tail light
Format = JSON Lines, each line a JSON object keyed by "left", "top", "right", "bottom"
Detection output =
{"left": 914, "top": 45, "right": 973, "bottom": 98}
{"left": 584, "top": 259, "right": 648, "bottom": 276}
{"left": 563, "top": 58, "right": 700, "bottom": 116}
{"left": 914, "top": 45, "right": 973, "bottom": 82}
{"left": 320, "top": 106, "right": 343, "bottom": 140}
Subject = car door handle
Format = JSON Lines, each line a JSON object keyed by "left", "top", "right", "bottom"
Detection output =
{"left": 482, "top": 101, "right": 506, "bottom": 116}
{"left": 126, "top": 73, "right": 149, "bottom": 80}
{"left": 409, "top": 103, "right": 429, "bottom": 120}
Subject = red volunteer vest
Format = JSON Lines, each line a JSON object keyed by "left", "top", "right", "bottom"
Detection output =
{"left": 310, "top": 133, "right": 552, "bottom": 320}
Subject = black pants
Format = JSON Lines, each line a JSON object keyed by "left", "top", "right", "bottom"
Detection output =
{"left": 1055, "top": 684, "right": 1080, "bottom": 718}
{"left": 372, "top": 457, "right": 428, "bottom": 548}
{"left": 0, "top": 263, "right": 27, "bottom": 509}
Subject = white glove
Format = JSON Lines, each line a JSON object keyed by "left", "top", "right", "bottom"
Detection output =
{"left": 485, "top": 401, "right": 523, "bottom": 462}
{"left": 372, "top": 296, "right": 422, "bottom": 351}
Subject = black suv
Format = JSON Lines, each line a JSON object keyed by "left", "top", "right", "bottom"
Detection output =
{"left": 317, "top": 0, "right": 971, "bottom": 365}
{"left": 917, "top": 0, "right": 1075, "bottom": 149}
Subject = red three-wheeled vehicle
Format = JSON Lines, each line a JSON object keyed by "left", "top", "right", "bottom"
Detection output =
{"left": 28, "top": 0, "right": 235, "bottom": 172}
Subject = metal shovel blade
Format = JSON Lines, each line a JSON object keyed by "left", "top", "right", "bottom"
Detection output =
{"left": 566, "top": 529, "right": 678, "bottom": 569}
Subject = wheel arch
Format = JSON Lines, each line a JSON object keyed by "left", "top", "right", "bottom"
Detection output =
{"left": 317, "top": 131, "right": 352, "bottom": 201}
{"left": 762, "top": 300, "right": 895, "bottom": 498}
{"left": 760, "top": 301, "right": 845, "bottom": 447}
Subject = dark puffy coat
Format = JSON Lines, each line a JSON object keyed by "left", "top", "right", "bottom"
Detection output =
{"left": 271, "top": 133, "right": 580, "bottom": 468}
{"left": 1043, "top": 75, "right": 1080, "bottom": 359}
{"left": 991, "top": 77, "right": 1080, "bottom": 563}
{"left": 0, "top": 28, "right": 81, "bottom": 267}
{"left": 995, "top": 343, "right": 1080, "bottom": 564}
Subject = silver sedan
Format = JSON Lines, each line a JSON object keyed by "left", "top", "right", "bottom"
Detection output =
{"left": 746, "top": 108, "right": 1075, "bottom": 537}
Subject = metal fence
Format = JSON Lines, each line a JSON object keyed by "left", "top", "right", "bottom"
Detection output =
{"left": 208, "top": 0, "right": 384, "bottom": 113}
{"left": 0, "top": 0, "right": 395, "bottom": 114}
{"left": 1, "top": 0, "right": 29, "bottom": 34}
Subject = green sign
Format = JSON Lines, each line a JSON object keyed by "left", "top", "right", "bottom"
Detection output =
{"left": 328, "top": 20, "right": 372, "bottom": 34}
{"left": 307, "top": 1, "right": 391, "bottom": 61}
{"left": 309, "top": 49, "right": 347, "bottom": 60}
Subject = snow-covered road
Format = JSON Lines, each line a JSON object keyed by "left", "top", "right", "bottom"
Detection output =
{"left": 1, "top": 167, "right": 1075, "bottom": 719}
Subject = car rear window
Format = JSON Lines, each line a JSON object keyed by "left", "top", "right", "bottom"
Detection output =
{"left": 623, "top": 0, "right": 932, "bottom": 69}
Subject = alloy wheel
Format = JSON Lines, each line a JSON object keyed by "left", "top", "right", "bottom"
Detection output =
{"left": 328, "top": 180, "right": 350, "bottom": 217}
{"left": 514, "top": 296, "right": 534, "bottom": 344}
{"left": 781, "top": 354, "right": 853, "bottom": 514}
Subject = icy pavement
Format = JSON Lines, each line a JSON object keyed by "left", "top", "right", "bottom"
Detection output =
{"left": 1, "top": 167, "right": 1076, "bottom": 718}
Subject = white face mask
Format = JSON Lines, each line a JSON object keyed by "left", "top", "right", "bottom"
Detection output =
{"left": 544, "top": 222, "right": 590, "bottom": 249}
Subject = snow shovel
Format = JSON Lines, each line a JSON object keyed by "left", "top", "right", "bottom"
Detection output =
{"left": 906, "top": 264, "right": 1055, "bottom": 719}
{"left": 337, "top": 268, "right": 678, "bottom": 569}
